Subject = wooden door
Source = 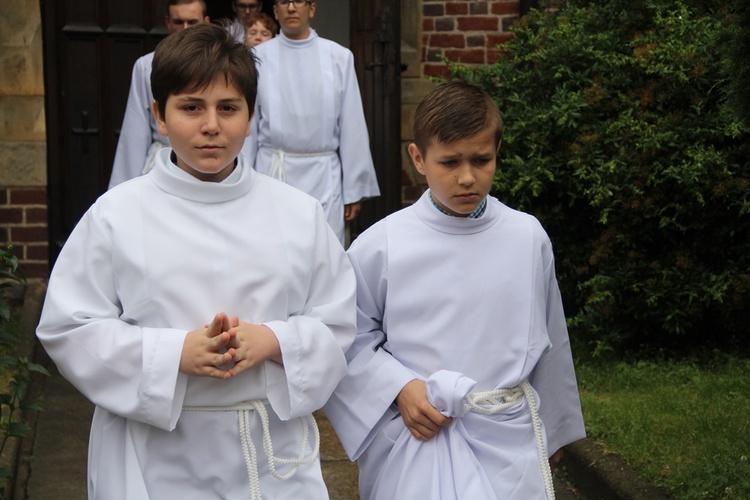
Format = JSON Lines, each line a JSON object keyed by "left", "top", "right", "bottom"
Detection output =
{"left": 42, "top": 0, "right": 168, "bottom": 261}
{"left": 350, "top": 0, "right": 401, "bottom": 238}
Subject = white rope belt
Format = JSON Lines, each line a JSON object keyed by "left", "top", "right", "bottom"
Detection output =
{"left": 263, "top": 146, "right": 337, "bottom": 183}
{"left": 183, "top": 400, "right": 320, "bottom": 500}
{"left": 463, "top": 381, "right": 555, "bottom": 500}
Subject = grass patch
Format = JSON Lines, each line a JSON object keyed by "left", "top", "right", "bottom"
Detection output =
{"left": 576, "top": 356, "right": 750, "bottom": 499}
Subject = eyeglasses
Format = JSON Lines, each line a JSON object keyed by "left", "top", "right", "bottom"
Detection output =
{"left": 235, "top": 2, "right": 260, "bottom": 11}
{"left": 276, "top": 0, "right": 311, "bottom": 7}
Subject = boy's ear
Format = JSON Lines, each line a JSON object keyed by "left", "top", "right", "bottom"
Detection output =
{"left": 408, "top": 143, "right": 426, "bottom": 176}
{"left": 152, "top": 100, "right": 168, "bottom": 137}
{"left": 496, "top": 140, "right": 502, "bottom": 154}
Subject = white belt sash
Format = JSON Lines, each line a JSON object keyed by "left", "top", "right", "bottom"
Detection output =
{"left": 464, "top": 381, "right": 555, "bottom": 499}
{"left": 183, "top": 400, "right": 320, "bottom": 500}
{"left": 262, "top": 146, "right": 337, "bottom": 183}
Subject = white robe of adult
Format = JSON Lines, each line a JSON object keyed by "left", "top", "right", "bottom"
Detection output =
{"left": 242, "top": 30, "right": 381, "bottom": 244}
{"left": 37, "top": 149, "right": 357, "bottom": 500}
{"left": 109, "top": 52, "right": 170, "bottom": 189}
{"left": 324, "top": 191, "right": 586, "bottom": 500}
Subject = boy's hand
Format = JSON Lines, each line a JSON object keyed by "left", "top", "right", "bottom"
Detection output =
{"left": 226, "top": 321, "right": 283, "bottom": 377}
{"left": 396, "top": 379, "right": 452, "bottom": 441}
{"left": 180, "top": 313, "right": 238, "bottom": 380}
{"left": 344, "top": 202, "right": 361, "bottom": 221}
{"left": 549, "top": 448, "right": 564, "bottom": 472}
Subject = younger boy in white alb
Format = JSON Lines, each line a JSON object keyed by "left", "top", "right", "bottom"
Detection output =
{"left": 324, "top": 80, "right": 586, "bottom": 499}
{"left": 38, "top": 23, "right": 356, "bottom": 500}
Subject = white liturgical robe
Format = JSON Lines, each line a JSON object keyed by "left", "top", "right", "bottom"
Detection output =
{"left": 109, "top": 52, "right": 170, "bottom": 189}
{"left": 37, "top": 150, "right": 357, "bottom": 499}
{"left": 324, "top": 191, "right": 586, "bottom": 500}
{"left": 242, "top": 30, "right": 381, "bottom": 243}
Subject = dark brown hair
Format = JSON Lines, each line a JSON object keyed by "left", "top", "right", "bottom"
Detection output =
{"left": 152, "top": 22, "right": 258, "bottom": 119}
{"left": 413, "top": 79, "right": 503, "bottom": 153}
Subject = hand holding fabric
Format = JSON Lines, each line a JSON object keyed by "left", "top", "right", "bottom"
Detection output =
{"left": 396, "top": 379, "right": 452, "bottom": 441}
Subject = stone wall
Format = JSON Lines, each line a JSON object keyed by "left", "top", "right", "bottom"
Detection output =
{"left": 0, "top": 0, "right": 48, "bottom": 279}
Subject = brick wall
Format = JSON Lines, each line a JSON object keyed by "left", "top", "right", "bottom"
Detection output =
{"left": 421, "top": 0, "right": 519, "bottom": 78}
{"left": 0, "top": 188, "right": 49, "bottom": 279}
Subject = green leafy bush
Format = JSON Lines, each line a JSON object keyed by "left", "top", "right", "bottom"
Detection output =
{"left": 0, "top": 247, "right": 49, "bottom": 498}
{"left": 449, "top": 0, "right": 750, "bottom": 358}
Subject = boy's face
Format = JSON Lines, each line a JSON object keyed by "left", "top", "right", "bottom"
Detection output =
{"left": 409, "top": 128, "right": 500, "bottom": 217}
{"left": 165, "top": 1, "right": 209, "bottom": 32}
{"left": 245, "top": 21, "right": 274, "bottom": 47}
{"left": 153, "top": 79, "right": 252, "bottom": 183}
{"left": 274, "top": 0, "right": 316, "bottom": 40}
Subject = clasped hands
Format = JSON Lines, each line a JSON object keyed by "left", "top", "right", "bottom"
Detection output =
{"left": 179, "top": 312, "right": 282, "bottom": 380}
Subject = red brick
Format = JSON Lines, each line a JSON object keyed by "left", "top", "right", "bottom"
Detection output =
{"left": 435, "top": 17, "right": 455, "bottom": 31}
{"left": 25, "top": 207, "right": 48, "bottom": 224}
{"left": 467, "top": 34, "right": 486, "bottom": 47}
{"left": 423, "top": 18, "right": 435, "bottom": 31}
{"left": 445, "top": 48, "right": 486, "bottom": 64}
{"left": 429, "top": 33, "right": 465, "bottom": 48}
{"left": 0, "top": 189, "right": 7, "bottom": 205}
{"left": 487, "top": 48, "right": 507, "bottom": 62}
{"left": 10, "top": 188, "right": 47, "bottom": 205}
{"left": 457, "top": 16, "right": 499, "bottom": 31}
{"left": 0, "top": 207, "right": 23, "bottom": 224}
{"left": 18, "top": 262, "right": 50, "bottom": 280}
{"left": 25, "top": 244, "right": 49, "bottom": 261}
{"left": 423, "top": 3, "right": 444, "bottom": 16}
{"left": 10, "top": 226, "right": 48, "bottom": 243}
{"left": 470, "top": 2, "right": 489, "bottom": 15}
{"left": 487, "top": 32, "right": 514, "bottom": 47}
{"left": 423, "top": 63, "right": 451, "bottom": 79}
{"left": 491, "top": 1, "right": 520, "bottom": 15}
{"left": 446, "top": 2, "right": 469, "bottom": 15}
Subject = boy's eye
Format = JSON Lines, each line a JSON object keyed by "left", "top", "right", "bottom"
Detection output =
{"left": 183, "top": 105, "right": 199, "bottom": 112}
{"left": 220, "top": 105, "right": 238, "bottom": 112}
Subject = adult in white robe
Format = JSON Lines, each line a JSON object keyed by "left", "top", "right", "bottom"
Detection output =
{"left": 324, "top": 190, "right": 586, "bottom": 500}
{"left": 109, "top": 52, "right": 170, "bottom": 189}
{"left": 242, "top": 29, "right": 381, "bottom": 244}
{"left": 37, "top": 149, "right": 357, "bottom": 500}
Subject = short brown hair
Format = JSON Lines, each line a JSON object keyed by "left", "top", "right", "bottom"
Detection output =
{"left": 152, "top": 23, "right": 258, "bottom": 119}
{"left": 245, "top": 12, "right": 278, "bottom": 34}
{"left": 167, "top": 0, "right": 208, "bottom": 17}
{"left": 413, "top": 79, "right": 503, "bottom": 153}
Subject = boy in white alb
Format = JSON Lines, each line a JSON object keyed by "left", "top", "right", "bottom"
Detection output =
{"left": 324, "top": 80, "right": 586, "bottom": 499}
{"left": 38, "top": 24, "right": 356, "bottom": 500}
{"left": 242, "top": 0, "right": 380, "bottom": 244}
{"left": 108, "top": 0, "right": 210, "bottom": 189}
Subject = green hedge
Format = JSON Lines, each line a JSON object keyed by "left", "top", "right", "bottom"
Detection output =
{"left": 448, "top": 0, "right": 750, "bottom": 358}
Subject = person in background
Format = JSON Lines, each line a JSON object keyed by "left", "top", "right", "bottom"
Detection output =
{"left": 245, "top": 12, "right": 278, "bottom": 47}
{"left": 324, "top": 80, "right": 586, "bottom": 500}
{"left": 108, "top": 0, "right": 209, "bottom": 189}
{"left": 228, "top": 0, "right": 264, "bottom": 43}
{"left": 242, "top": 0, "right": 380, "bottom": 246}
{"left": 38, "top": 23, "right": 356, "bottom": 499}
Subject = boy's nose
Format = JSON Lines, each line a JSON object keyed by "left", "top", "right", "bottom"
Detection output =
{"left": 201, "top": 110, "right": 220, "bottom": 134}
{"left": 457, "top": 165, "right": 476, "bottom": 186}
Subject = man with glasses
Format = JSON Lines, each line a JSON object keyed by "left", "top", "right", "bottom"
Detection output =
{"left": 243, "top": 0, "right": 380, "bottom": 245}
{"left": 228, "top": 0, "right": 264, "bottom": 43}
{"left": 109, "top": 0, "right": 210, "bottom": 188}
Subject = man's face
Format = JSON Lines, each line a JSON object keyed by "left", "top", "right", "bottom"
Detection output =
{"left": 233, "top": 1, "right": 262, "bottom": 25}
{"left": 273, "top": 0, "right": 316, "bottom": 40}
{"left": 165, "top": 2, "right": 209, "bottom": 32}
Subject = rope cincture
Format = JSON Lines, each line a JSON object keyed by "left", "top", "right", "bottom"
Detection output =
{"left": 264, "top": 146, "right": 337, "bottom": 183}
{"left": 464, "top": 381, "right": 555, "bottom": 500}
{"left": 184, "top": 400, "right": 321, "bottom": 500}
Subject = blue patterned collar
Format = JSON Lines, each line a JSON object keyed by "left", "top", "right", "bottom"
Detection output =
{"left": 429, "top": 192, "right": 487, "bottom": 219}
